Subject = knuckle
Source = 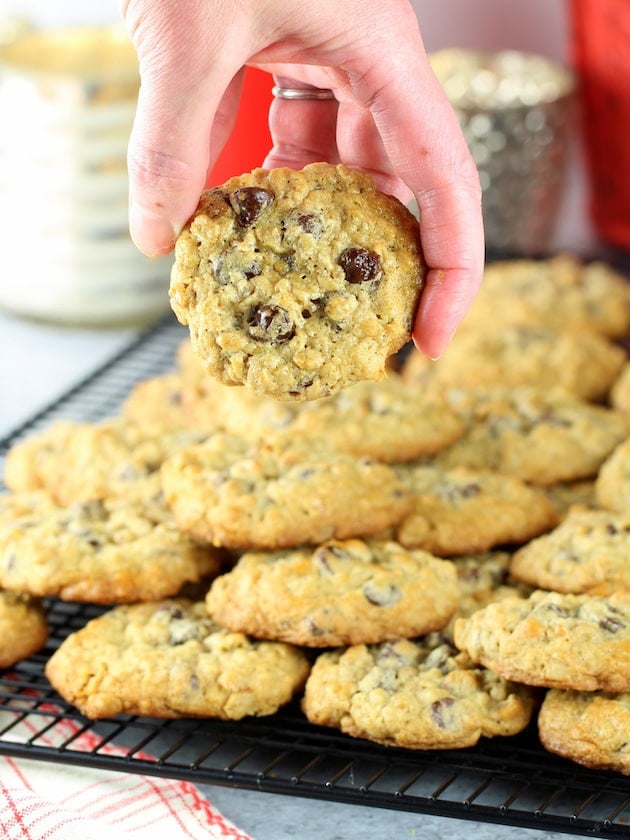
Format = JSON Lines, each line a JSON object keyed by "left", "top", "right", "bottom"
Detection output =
{"left": 127, "top": 143, "right": 195, "bottom": 196}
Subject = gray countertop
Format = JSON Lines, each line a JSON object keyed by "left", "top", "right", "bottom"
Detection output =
{"left": 0, "top": 308, "right": 585, "bottom": 840}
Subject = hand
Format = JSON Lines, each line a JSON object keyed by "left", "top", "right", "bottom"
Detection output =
{"left": 120, "top": 0, "right": 484, "bottom": 358}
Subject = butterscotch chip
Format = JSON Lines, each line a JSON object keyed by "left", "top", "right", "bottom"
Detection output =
{"left": 394, "top": 464, "right": 558, "bottom": 556}
{"left": 0, "top": 589, "right": 48, "bottom": 668}
{"left": 538, "top": 688, "right": 630, "bottom": 775}
{"left": 0, "top": 493, "right": 223, "bottom": 604}
{"left": 206, "top": 539, "right": 459, "bottom": 646}
{"left": 161, "top": 433, "right": 412, "bottom": 549}
{"left": 169, "top": 163, "right": 425, "bottom": 400}
{"left": 509, "top": 507, "right": 630, "bottom": 594}
{"left": 45, "top": 599, "right": 310, "bottom": 720}
{"left": 454, "top": 590, "right": 630, "bottom": 692}
{"left": 301, "top": 634, "right": 536, "bottom": 749}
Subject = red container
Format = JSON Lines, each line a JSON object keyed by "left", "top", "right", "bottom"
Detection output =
{"left": 569, "top": 0, "right": 630, "bottom": 248}
{"left": 207, "top": 67, "right": 273, "bottom": 186}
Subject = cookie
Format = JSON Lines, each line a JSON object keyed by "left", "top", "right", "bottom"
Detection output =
{"left": 205, "top": 538, "right": 459, "bottom": 646}
{"left": 122, "top": 371, "right": 222, "bottom": 434}
{"left": 423, "top": 387, "right": 629, "bottom": 485}
{"left": 443, "top": 552, "right": 532, "bottom": 641}
{"left": 169, "top": 163, "right": 425, "bottom": 400}
{"left": 402, "top": 323, "right": 625, "bottom": 402}
{"left": 0, "top": 589, "right": 48, "bottom": 668}
{"left": 4, "top": 417, "right": 208, "bottom": 507}
{"left": 394, "top": 464, "right": 558, "bottom": 556}
{"left": 161, "top": 432, "right": 413, "bottom": 549}
{"left": 595, "top": 437, "right": 630, "bottom": 512}
{"left": 609, "top": 361, "right": 630, "bottom": 415}
{"left": 301, "top": 634, "right": 536, "bottom": 749}
{"left": 453, "top": 590, "right": 630, "bottom": 692}
{"left": 539, "top": 479, "right": 597, "bottom": 520}
{"left": 509, "top": 507, "right": 630, "bottom": 594}
{"left": 44, "top": 599, "right": 310, "bottom": 720}
{"left": 0, "top": 494, "right": 224, "bottom": 603}
{"left": 538, "top": 688, "right": 630, "bottom": 775}
{"left": 461, "top": 254, "right": 630, "bottom": 339}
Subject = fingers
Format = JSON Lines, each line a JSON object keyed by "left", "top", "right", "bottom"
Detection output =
{"left": 263, "top": 76, "right": 340, "bottom": 169}
{"left": 122, "top": 0, "right": 244, "bottom": 256}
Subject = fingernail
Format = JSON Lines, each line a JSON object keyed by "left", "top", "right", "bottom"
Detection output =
{"left": 129, "top": 200, "right": 178, "bottom": 257}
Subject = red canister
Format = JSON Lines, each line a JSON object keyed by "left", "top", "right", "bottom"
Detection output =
{"left": 569, "top": 0, "right": 630, "bottom": 248}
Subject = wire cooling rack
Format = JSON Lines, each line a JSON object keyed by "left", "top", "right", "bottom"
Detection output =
{"left": 1, "top": 313, "right": 629, "bottom": 838}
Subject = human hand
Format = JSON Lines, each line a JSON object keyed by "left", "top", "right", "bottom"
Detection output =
{"left": 120, "top": 0, "right": 484, "bottom": 358}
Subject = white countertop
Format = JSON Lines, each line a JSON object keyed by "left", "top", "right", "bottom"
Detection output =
{"left": 0, "top": 306, "right": 582, "bottom": 840}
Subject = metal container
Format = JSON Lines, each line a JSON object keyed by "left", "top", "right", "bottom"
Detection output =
{"left": 0, "top": 26, "right": 172, "bottom": 326}
{"left": 430, "top": 49, "right": 576, "bottom": 256}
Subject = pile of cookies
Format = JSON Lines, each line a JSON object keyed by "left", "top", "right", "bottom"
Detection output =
{"left": 2, "top": 244, "right": 630, "bottom": 776}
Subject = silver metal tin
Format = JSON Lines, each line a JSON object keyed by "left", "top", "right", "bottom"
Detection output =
{"left": 431, "top": 49, "right": 576, "bottom": 255}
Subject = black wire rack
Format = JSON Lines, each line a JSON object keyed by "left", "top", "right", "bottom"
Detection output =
{"left": 1, "top": 313, "right": 630, "bottom": 838}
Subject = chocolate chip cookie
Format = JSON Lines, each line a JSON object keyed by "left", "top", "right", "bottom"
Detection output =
{"left": 301, "top": 634, "right": 536, "bottom": 749}
{"left": 509, "top": 507, "right": 630, "bottom": 594}
{"left": 45, "top": 599, "right": 311, "bottom": 720}
{"left": 538, "top": 688, "right": 630, "bottom": 775}
{"left": 169, "top": 163, "right": 425, "bottom": 400}
{"left": 205, "top": 538, "right": 459, "bottom": 646}
{"left": 0, "top": 589, "right": 48, "bottom": 668}
{"left": 161, "top": 432, "right": 413, "bottom": 549}
{"left": 0, "top": 493, "right": 224, "bottom": 603}
{"left": 394, "top": 464, "right": 558, "bottom": 555}
{"left": 454, "top": 590, "right": 630, "bottom": 692}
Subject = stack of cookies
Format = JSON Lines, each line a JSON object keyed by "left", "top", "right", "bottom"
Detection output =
{"left": 2, "top": 165, "right": 630, "bottom": 776}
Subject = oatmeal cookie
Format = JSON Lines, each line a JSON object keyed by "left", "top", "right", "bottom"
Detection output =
{"left": 509, "top": 507, "right": 630, "bottom": 594}
{"left": 423, "top": 387, "right": 629, "bottom": 485}
{"left": 0, "top": 494, "right": 223, "bottom": 603}
{"left": 394, "top": 464, "right": 558, "bottom": 555}
{"left": 401, "top": 323, "right": 625, "bottom": 402}
{"left": 461, "top": 254, "right": 630, "bottom": 338}
{"left": 0, "top": 589, "right": 48, "bottom": 668}
{"left": 301, "top": 634, "right": 536, "bottom": 749}
{"left": 45, "top": 599, "right": 310, "bottom": 720}
{"left": 595, "top": 437, "right": 630, "bottom": 512}
{"left": 205, "top": 538, "right": 459, "bottom": 646}
{"left": 161, "top": 432, "right": 412, "bottom": 549}
{"left": 538, "top": 688, "right": 630, "bottom": 775}
{"left": 169, "top": 163, "right": 425, "bottom": 400}
{"left": 453, "top": 590, "right": 630, "bottom": 692}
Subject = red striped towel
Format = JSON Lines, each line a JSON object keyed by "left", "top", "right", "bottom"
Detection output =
{"left": 0, "top": 700, "right": 251, "bottom": 840}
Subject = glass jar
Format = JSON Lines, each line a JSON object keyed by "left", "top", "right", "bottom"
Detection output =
{"left": 0, "top": 25, "right": 173, "bottom": 326}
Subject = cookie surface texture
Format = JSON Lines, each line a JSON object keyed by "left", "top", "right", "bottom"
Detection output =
{"left": 538, "top": 688, "right": 630, "bottom": 775}
{"left": 0, "top": 590, "right": 48, "bottom": 668}
{"left": 453, "top": 590, "right": 630, "bottom": 692}
{"left": 45, "top": 599, "right": 311, "bottom": 720}
{"left": 205, "top": 539, "right": 459, "bottom": 646}
{"left": 301, "top": 634, "right": 535, "bottom": 749}
{"left": 0, "top": 494, "right": 223, "bottom": 603}
{"left": 169, "top": 163, "right": 425, "bottom": 400}
{"left": 161, "top": 433, "right": 412, "bottom": 549}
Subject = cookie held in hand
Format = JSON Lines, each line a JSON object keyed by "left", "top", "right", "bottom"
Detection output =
{"left": 169, "top": 163, "right": 425, "bottom": 400}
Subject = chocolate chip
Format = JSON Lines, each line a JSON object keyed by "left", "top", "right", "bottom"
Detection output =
{"left": 228, "top": 187, "right": 274, "bottom": 227}
{"left": 248, "top": 305, "right": 295, "bottom": 343}
{"left": 430, "top": 696, "right": 455, "bottom": 729}
{"left": 243, "top": 262, "right": 261, "bottom": 280}
{"left": 338, "top": 247, "right": 382, "bottom": 286}
{"left": 294, "top": 212, "right": 323, "bottom": 236}
{"left": 363, "top": 582, "right": 402, "bottom": 607}
{"left": 600, "top": 616, "right": 625, "bottom": 633}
